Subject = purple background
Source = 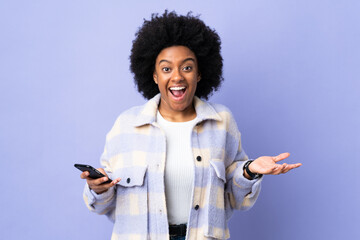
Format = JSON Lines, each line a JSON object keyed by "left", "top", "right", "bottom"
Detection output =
{"left": 1, "top": 0, "right": 359, "bottom": 239}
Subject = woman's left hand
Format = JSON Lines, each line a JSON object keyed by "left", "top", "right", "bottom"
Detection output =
{"left": 248, "top": 152, "right": 302, "bottom": 175}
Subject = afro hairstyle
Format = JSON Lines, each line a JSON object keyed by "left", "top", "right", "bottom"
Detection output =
{"left": 130, "top": 10, "right": 223, "bottom": 100}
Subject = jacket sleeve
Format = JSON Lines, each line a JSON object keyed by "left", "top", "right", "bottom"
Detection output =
{"left": 82, "top": 145, "right": 117, "bottom": 222}
{"left": 224, "top": 113, "right": 263, "bottom": 211}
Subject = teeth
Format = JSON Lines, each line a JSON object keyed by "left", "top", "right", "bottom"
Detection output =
{"left": 169, "top": 86, "right": 186, "bottom": 91}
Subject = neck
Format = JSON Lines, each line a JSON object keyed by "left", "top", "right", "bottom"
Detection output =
{"left": 158, "top": 102, "right": 196, "bottom": 122}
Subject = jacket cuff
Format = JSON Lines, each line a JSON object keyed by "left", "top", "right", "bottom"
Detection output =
{"left": 233, "top": 161, "right": 263, "bottom": 196}
{"left": 83, "top": 183, "right": 115, "bottom": 203}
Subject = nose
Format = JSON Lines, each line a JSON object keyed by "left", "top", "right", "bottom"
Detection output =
{"left": 171, "top": 68, "right": 183, "bottom": 81}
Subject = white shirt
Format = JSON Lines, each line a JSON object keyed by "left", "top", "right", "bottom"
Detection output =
{"left": 156, "top": 111, "right": 197, "bottom": 224}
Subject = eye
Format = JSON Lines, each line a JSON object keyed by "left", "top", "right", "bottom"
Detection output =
{"left": 162, "top": 67, "right": 171, "bottom": 72}
{"left": 183, "top": 66, "right": 192, "bottom": 71}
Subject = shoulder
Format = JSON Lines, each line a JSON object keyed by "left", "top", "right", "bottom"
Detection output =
{"left": 208, "top": 102, "right": 233, "bottom": 115}
{"left": 105, "top": 94, "right": 160, "bottom": 140}
{"left": 206, "top": 101, "right": 241, "bottom": 136}
{"left": 105, "top": 103, "right": 148, "bottom": 140}
{"left": 207, "top": 102, "right": 237, "bottom": 124}
{"left": 114, "top": 104, "right": 144, "bottom": 126}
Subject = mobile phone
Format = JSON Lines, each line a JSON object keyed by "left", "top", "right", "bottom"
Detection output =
{"left": 74, "top": 164, "right": 112, "bottom": 184}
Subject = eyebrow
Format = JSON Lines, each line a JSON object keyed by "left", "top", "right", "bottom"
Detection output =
{"left": 158, "top": 57, "right": 196, "bottom": 65}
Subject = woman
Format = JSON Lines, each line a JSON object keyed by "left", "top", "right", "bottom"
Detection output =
{"left": 80, "top": 11, "right": 301, "bottom": 240}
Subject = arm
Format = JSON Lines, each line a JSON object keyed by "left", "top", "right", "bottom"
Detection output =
{"left": 81, "top": 148, "right": 120, "bottom": 218}
{"left": 225, "top": 149, "right": 302, "bottom": 212}
{"left": 225, "top": 144, "right": 263, "bottom": 211}
{"left": 225, "top": 151, "right": 302, "bottom": 211}
{"left": 82, "top": 170, "right": 120, "bottom": 215}
{"left": 224, "top": 115, "right": 301, "bottom": 211}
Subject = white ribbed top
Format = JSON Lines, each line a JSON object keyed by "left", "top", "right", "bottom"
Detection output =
{"left": 156, "top": 111, "right": 197, "bottom": 224}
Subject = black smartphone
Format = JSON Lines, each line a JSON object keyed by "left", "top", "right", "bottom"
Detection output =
{"left": 74, "top": 164, "right": 112, "bottom": 184}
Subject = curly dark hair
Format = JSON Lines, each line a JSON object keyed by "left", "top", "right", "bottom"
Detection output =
{"left": 130, "top": 10, "right": 223, "bottom": 100}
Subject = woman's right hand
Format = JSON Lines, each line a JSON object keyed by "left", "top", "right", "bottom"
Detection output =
{"left": 80, "top": 168, "right": 121, "bottom": 194}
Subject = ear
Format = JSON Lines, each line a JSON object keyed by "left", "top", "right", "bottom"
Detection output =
{"left": 197, "top": 74, "right": 201, "bottom": 82}
{"left": 153, "top": 71, "right": 158, "bottom": 84}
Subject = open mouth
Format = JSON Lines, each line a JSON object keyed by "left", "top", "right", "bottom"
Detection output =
{"left": 169, "top": 86, "right": 186, "bottom": 100}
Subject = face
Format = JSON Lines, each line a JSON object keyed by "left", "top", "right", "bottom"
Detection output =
{"left": 153, "top": 45, "right": 200, "bottom": 118}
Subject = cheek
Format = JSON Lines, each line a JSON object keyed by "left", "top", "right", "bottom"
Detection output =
{"left": 157, "top": 80, "right": 167, "bottom": 92}
{"left": 191, "top": 77, "right": 199, "bottom": 89}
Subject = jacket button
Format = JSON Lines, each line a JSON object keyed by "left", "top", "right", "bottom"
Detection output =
{"left": 127, "top": 178, "right": 131, "bottom": 183}
{"left": 195, "top": 205, "right": 199, "bottom": 210}
{"left": 196, "top": 156, "right": 202, "bottom": 161}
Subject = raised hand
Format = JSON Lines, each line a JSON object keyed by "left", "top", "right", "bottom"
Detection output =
{"left": 248, "top": 152, "right": 302, "bottom": 176}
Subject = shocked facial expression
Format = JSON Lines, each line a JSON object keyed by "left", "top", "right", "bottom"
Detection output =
{"left": 153, "top": 45, "right": 200, "bottom": 118}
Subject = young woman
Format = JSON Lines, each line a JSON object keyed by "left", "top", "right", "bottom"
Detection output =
{"left": 80, "top": 11, "right": 302, "bottom": 240}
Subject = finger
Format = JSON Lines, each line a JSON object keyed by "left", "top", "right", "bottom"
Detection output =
{"left": 112, "top": 178, "right": 121, "bottom": 185}
{"left": 97, "top": 176, "right": 110, "bottom": 185}
{"left": 273, "top": 152, "right": 290, "bottom": 162}
{"left": 268, "top": 164, "right": 278, "bottom": 172}
{"left": 80, "top": 171, "right": 89, "bottom": 179}
{"left": 105, "top": 181, "right": 118, "bottom": 188}
{"left": 287, "top": 163, "right": 302, "bottom": 170}
{"left": 282, "top": 168, "right": 290, "bottom": 174}
{"left": 281, "top": 163, "right": 288, "bottom": 174}
{"left": 92, "top": 178, "right": 120, "bottom": 192}
{"left": 282, "top": 164, "right": 292, "bottom": 173}
{"left": 88, "top": 176, "right": 110, "bottom": 188}
{"left": 268, "top": 164, "right": 285, "bottom": 175}
{"left": 278, "top": 165, "right": 287, "bottom": 174}
{"left": 277, "top": 164, "right": 287, "bottom": 174}
{"left": 281, "top": 163, "right": 302, "bottom": 174}
{"left": 282, "top": 164, "right": 294, "bottom": 174}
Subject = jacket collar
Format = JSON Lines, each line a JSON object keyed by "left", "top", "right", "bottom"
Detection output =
{"left": 133, "top": 93, "right": 222, "bottom": 127}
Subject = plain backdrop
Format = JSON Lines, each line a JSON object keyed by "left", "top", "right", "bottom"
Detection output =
{"left": 1, "top": 0, "right": 359, "bottom": 239}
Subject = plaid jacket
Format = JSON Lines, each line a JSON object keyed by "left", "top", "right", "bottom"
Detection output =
{"left": 83, "top": 94, "right": 262, "bottom": 240}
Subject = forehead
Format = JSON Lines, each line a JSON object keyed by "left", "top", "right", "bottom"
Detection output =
{"left": 156, "top": 46, "right": 197, "bottom": 63}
